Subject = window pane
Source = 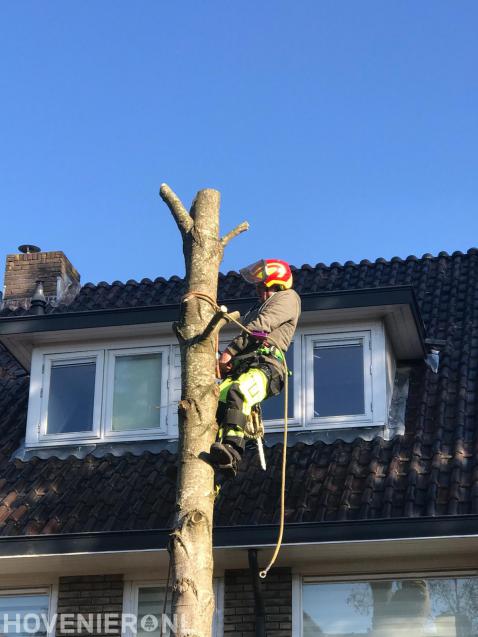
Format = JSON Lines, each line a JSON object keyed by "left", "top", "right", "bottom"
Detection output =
{"left": 303, "top": 577, "right": 478, "bottom": 636}
{"left": 137, "top": 586, "right": 167, "bottom": 637}
{"left": 0, "top": 593, "right": 50, "bottom": 637}
{"left": 313, "top": 342, "right": 364, "bottom": 417}
{"left": 262, "top": 343, "right": 294, "bottom": 421}
{"left": 137, "top": 584, "right": 219, "bottom": 637}
{"left": 47, "top": 361, "right": 96, "bottom": 433}
{"left": 112, "top": 353, "right": 162, "bottom": 431}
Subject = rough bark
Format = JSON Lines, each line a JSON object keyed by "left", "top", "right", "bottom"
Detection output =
{"left": 159, "top": 183, "right": 248, "bottom": 636}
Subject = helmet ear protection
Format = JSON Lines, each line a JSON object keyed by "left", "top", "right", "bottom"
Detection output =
{"left": 240, "top": 259, "right": 293, "bottom": 290}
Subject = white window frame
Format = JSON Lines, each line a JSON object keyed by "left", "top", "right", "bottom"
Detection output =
{"left": 38, "top": 350, "right": 104, "bottom": 443}
{"left": 103, "top": 345, "right": 169, "bottom": 440}
{"left": 301, "top": 321, "right": 387, "bottom": 431}
{"left": 123, "top": 578, "right": 224, "bottom": 637}
{"left": 292, "top": 570, "right": 478, "bottom": 636}
{"left": 305, "top": 329, "right": 373, "bottom": 427}
{"left": 0, "top": 585, "right": 58, "bottom": 637}
{"left": 26, "top": 338, "right": 173, "bottom": 448}
{"left": 264, "top": 320, "right": 388, "bottom": 433}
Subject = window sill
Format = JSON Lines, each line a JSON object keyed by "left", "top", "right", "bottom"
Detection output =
{"left": 264, "top": 419, "right": 383, "bottom": 433}
{"left": 16, "top": 421, "right": 392, "bottom": 463}
{"left": 14, "top": 437, "right": 181, "bottom": 462}
{"left": 31, "top": 429, "right": 170, "bottom": 448}
{"left": 265, "top": 423, "right": 389, "bottom": 446}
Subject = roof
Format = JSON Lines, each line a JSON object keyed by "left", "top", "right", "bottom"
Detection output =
{"left": 0, "top": 248, "right": 478, "bottom": 539}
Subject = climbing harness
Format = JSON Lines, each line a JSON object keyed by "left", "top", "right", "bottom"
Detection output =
{"left": 181, "top": 290, "right": 289, "bottom": 579}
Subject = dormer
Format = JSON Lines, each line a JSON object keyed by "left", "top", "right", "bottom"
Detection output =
{"left": 0, "top": 247, "right": 425, "bottom": 449}
{"left": 0, "top": 247, "right": 426, "bottom": 454}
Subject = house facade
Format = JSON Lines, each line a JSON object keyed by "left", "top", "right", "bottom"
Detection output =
{"left": 0, "top": 246, "right": 478, "bottom": 636}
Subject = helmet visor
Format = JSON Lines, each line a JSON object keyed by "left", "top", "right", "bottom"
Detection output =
{"left": 240, "top": 260, "right": 267, "bottom": 285}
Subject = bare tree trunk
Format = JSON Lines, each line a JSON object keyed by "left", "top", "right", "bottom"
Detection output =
{"left": 159, "top": 184, "right": 248, "bottom": 636}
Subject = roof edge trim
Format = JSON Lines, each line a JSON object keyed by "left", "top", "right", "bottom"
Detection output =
{"left": 0, "top": 515, "right": 477, "bottom": 557}
{"left": 0, "top": 285, "right": 424, "bottom": 334}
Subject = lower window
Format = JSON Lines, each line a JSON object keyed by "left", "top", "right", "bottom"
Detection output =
{"left": 301, "top": 576, "right": 478, "bottom": 636}
{"left": 0, "top": 589, "right": 52, "bottom": 637}
{"left": 124, "top": 580, "right": 223, "bottom": 637}
{"left": 136, "top": 585, "right": 168, "bottom": 637}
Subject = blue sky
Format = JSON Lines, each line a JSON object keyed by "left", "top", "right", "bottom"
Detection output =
{"left": 1, "top": 1, "right": 477, "bottom": 287}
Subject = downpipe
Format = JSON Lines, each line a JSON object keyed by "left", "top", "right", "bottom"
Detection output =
{"left": 248, "top": 548, "right": 266, "bottom": 637}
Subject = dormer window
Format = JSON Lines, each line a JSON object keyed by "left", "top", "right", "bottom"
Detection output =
{"left": 304, "top": 328, "right": 375, "bottom": 427}
{"left": 259, "top": 322, "right": 389, "bottom": 433}
{"left": 26, "top": 340, "right": 170, "bottom": 448}
{"left": 107, "top": 348, "right": 164, "bottom": 432}
{"left": 311, "top": 338, "right": 366, "bottom": 418}
{"left": 45, "top": 352, "right": 101, "bottom": 435}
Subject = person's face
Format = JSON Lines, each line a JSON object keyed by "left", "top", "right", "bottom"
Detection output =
{"left": 256, "top": 283, "right": 273, "bottom": 302}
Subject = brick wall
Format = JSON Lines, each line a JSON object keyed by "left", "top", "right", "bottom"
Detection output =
{"left": 56, "top": 574, "right": 124, "bottom": 637}
{"left": 224, "top": 568, "right": 292, "bottom": 637}
{"left": 3, "top": 250, "right": 80, "bottom": 301}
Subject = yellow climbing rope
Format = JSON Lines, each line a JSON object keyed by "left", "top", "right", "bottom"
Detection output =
{"left": 182, "top": 290, "right": 289, "bottom": 579}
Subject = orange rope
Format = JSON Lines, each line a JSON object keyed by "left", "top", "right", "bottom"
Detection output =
{"left": 182, "top": 292, "right": 223, "bottom": 378}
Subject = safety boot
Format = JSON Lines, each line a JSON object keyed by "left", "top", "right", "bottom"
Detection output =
{"left": 209, "top": 442, "right": 242, "bottom": 479}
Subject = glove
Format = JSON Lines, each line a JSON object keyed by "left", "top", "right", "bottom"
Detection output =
{"left": 219, "top": 350, "right": 233, "bottom": 377}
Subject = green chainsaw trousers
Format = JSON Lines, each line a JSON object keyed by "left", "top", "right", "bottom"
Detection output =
{"left": 216, "top": 366, "right": 269, "bottom": 454}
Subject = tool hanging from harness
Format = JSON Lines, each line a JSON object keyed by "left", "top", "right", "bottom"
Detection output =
{"left": 219, "top": 341, "right": 288, "bottom": 471}
{"left": 245, "top": 404, "right": 266, "bottom": 470}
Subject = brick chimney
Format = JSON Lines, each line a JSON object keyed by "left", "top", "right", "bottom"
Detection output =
{"left": 3, "top": 246, "right": 80, "bottom": 309}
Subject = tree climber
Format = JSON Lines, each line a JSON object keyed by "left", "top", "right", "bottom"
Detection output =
{"left": 210, "top": 259, "right": 301, "bottom": 479}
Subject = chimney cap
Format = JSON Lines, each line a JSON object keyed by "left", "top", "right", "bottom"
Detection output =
{"left": 18, "top": 244, "right": 41, "bottom": 254}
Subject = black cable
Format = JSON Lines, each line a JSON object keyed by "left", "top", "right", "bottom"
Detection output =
{"left": 161, "top": 549, "right": 172, "bottom": 637}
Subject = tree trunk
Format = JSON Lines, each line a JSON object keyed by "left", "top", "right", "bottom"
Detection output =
{"left": 159, "top": 184, "right": 248, "bottom": 636}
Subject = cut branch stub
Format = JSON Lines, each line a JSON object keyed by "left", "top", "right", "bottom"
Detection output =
{"left": 221, "top": 220, "right": 250, "bottom": 247}
{"left": 196, "top": 309, "right": 241, "bottom": 344}
{"left": 159, "top": 183, "right": 194, "bottom": 235}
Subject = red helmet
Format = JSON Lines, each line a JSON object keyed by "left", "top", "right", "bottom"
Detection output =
{"left": 240, "top": 259, "right": 293, "bottom": 290}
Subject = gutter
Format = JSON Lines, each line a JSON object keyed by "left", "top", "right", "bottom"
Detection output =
{"left": 0, "top": 285, "right": 424, "bottom": 336}
{"left": 1, "top": 515, "right": 478, "bottom": 558}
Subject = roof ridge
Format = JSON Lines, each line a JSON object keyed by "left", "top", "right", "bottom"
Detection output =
{"left": 82, "top": 273, "right": 187, "bottom": 289}
{"left": 79, "top": 247, "right": 478, "bottom": 289}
